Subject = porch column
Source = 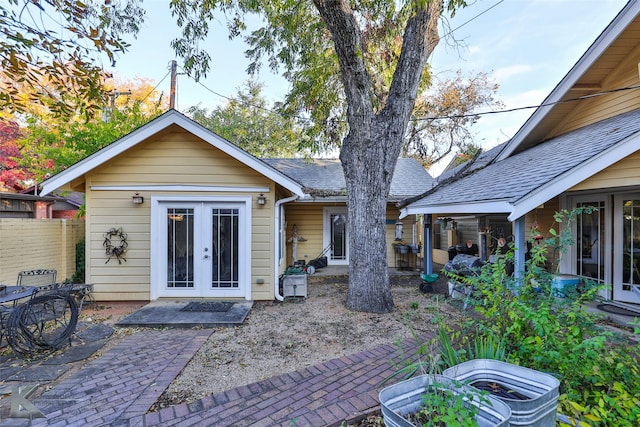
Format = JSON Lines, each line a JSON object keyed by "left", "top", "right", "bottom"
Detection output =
{"left": 514, "top": 215, "right": 526, "bottom": 288}
{"left": 423, "top": 214, "right": 433, "bottom": 274}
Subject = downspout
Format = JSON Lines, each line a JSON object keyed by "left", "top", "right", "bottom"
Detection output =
{"left": 274, "top": 194, "right": 299, "bottom": 301}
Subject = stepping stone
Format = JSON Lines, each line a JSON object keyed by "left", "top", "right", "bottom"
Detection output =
{"left": 42, "top": 339, "right": 108, "bottom": 365}
{"left": 8, "top": 364, "right": 70, "bottom": 382}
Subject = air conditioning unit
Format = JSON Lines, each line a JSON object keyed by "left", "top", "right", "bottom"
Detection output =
{"left": 283, "top": 274, "right": 307, "bottom": 298}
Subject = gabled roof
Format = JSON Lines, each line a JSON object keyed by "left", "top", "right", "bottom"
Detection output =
{"left": 40, "top": 110, "right": 306, "bottom": 197}
{"left": 263, "top": 158, "right": 435, "bottom": 202}
{"left": 39, "top": 110, "right": 432, "bottom": 204}
{"left": 497, "top": 0, "right": 640, "bottom": 160}
{"left": 401, "top": 109, "right": 640, "bottom": 221}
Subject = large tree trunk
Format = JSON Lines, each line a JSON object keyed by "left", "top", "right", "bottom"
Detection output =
{"left": 341, "top": 139, "right": 395, "bottom": 312}
{"left": 315, "top": 0, "right": 442, "bottom": 312}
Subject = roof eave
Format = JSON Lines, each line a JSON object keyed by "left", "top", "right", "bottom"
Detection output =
{"left": 508, "top": 131, "right": 640, "bottom": 220}
{"left": 496, "top": 0, "right": 640, "bottom": 161}
{"left": 400, "top": 200, "right": 514, "bottom": 219}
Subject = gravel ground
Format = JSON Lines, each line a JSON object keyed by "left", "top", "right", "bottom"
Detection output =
{"left": 152, "top": 274, "right": 466, "bottom": 409}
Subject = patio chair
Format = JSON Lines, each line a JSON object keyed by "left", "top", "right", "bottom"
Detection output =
{"left": 17, "top": 269, "right": 57, "bottom": 289}
{"left": 17, "top": 269, "right": 93, "bottom": 311}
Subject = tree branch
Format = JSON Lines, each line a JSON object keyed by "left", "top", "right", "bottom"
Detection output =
{"left": 381, "top": 1, "right": 442, "bottom": 141}
{"left": 312, "top": 0, "right": 373, "bottom": 126}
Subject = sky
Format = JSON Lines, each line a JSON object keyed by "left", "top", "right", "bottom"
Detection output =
{"left": 108, "top": 0, "right": 629, "bottom": 173}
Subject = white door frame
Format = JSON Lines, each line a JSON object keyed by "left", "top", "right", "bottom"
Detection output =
{"left": 150, "top": 195, "right": 252, "bottom": 300}
{"left": 613, "top": 193, "right": 640, "bottom": 304}
{"left": 323, "top": 207, "right": 349, "bottom": 265}
{"left": 566, "top": 194, "right": 611, "bottom": 300}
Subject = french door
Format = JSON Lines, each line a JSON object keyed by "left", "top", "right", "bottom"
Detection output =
{"left": 153, "top": 199, "right": 249, "bottom": 299}
{"left": 614, "top": 194, "right": 640, "bottom": 304}
{"left": 324, "top": 207, "right": 348, "bottom": 265}
{"left": 575, "top": 200, "right": 607, "bottom": 286}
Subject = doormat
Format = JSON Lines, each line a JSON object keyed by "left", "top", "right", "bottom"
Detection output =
{"left": 596, "top": 303, "right": 640, "bottom": 317}
{"left": 180, "top": 301, "right": 234, "bottom": 312}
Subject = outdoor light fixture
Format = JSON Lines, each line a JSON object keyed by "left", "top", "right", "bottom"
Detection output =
{"left": 257, "top": 194, "right": 266, "bottom": 206}
{"left": 132, "top": 193, "right": 144, "bottom": 204}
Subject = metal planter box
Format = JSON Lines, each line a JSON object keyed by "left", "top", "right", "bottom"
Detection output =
{"left": 379, "top": 374, "right": 511, "bottom": 427}
{"left": 443, "top": 359, "right": 560, "bottom": 427}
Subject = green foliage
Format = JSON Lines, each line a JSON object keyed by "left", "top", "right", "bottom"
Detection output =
{"left": 449, "top": 208, "right": 640, "bottom": 426}
{"left": 17, "top": 101, "right": 162, "bottom": 180}
{"left": 407, "top": 382, "right": 486, "bottom": 427}
{"left": 437, "top": 324, "right": 507, "bottom": 369}
{"left": 186, "top": 81, "right": 304, "bottom": 157}
{"left": 547, "top": 206, "right": 598, "bottom": 272}
{"left": 169, "top": 0, "right": 468, "bottom": 152}
{"left": 1, "top": 0, "right": 144, "bottom": 117}
{"left": 71, "top": 239, "right": 85, "bottom": 284}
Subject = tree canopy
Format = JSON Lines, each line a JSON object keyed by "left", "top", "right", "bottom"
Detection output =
{"left": 169, "top": 0, "right": 467, "bottom": 313}
{"left": 0, "top": 0, "right": 144, "bottom": 117}
{"left": 403, "top": 70, "right": 503, "bottom": 168}
{"left": 0, "top": 75, "right": 165, "bottom": 188}
{"left": 187, "top": 81, "right": 305, "bottom": 158}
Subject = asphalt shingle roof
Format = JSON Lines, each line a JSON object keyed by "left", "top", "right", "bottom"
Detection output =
{"left": 407, "top": 108, "right": 640, "bottom": 210}
{"left": 263, "top": 158, "right": 435, "bottom": 201}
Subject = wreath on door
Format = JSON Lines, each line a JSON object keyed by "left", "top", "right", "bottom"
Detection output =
{"left": 103, "top": 227, "right": 128, "bottom": 264}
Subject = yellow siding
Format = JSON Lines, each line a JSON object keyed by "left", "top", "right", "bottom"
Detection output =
{"left": 551, "top": 71, "right": 640, "bottom": 137}
{"left": 84, "top": 130, "right": 276, "bottom": 301}
{"left": 282, "top": 202, "right": 413, "bottom": 269}
{"left": 569, "top": 151, "right": 640, "bottom": 191}
{"left": 283, "top": 203, "right": 325, "bottom": 266}
{"left": 91, "top": 129, "right": 267, "bottom": 186}
{"left": 524, "top": 198, "right": 559, "bottom": 241}
{"left": 0, "top": 219, "right": 84, "bottom": 284}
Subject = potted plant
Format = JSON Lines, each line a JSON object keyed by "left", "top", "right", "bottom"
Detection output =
{"left": 546, "top": 206, "right": 597, "bottom": 297}
{"left": 379, "top": 374, "right": 511, "bottom": 427}
{"left": 443, "top": 359, "right": 560, "bottom": 427}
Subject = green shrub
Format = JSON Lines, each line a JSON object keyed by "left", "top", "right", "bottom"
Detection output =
{"left": 71, "top": 238, "right": 85, "bottom": 283}
{"left": 445, "top": 209, "right": 640, "bottom": 426}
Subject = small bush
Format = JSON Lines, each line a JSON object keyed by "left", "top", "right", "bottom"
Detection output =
{"left": 71, "top": 239, "right": 85, "bottom": 283}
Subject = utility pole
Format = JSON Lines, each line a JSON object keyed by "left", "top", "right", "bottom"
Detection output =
{"left": 102, "top": 90, "right": 132, "bottom": 122}
{"left": 169, "top": 60, "right": 178, "bottom": 109}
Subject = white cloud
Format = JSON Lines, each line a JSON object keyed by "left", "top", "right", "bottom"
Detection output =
{"left": 492, "top": 64, "right": 533, "bottom": 83}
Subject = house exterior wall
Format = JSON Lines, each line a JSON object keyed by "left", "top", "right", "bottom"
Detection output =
{"left": 568, "top": 150, "right": 640, "bottom": 192}
{"left": 83, "top": 129, "right": 276, "bottom": 301}
{"left": 282, "top": 202, "right": 414, "bottom": 269}
{"left": 524, "top": 198, "right": 559, "bottom": 240}
{"left": 0, "top": 219, "right": 84, "bottom": 284}
{"left": 550, "top": 64, "right": 640, "bottom": 138}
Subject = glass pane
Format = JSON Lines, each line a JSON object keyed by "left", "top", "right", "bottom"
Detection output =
{"left": 331, "top": 213, "right": 347, "bottom": 260}
{"left": 623, "top": 199, "right": 640, "bottom": 289}
{"left": 212, "top": 208, "right": 239, "bottom": 289}
{"left": 577, "top": 202, "right": 605, "bottom": 283}
{"left": 167, "top": 208, "right": 194, "bottom": 288}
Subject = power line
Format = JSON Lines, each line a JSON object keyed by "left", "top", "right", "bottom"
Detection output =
{"left": 413, "top": 84, "right": 640, "bottom": 122}
{"left": 184, "top": 66, "right": 640, "bottom": 124}
{"left": 446, "top": 0, "right": 504, "bottom": 36}
{"left": 166, "top": 0, "right": 636, "bottom": 126}
{"left": 140, "top": 70, "right": 171, "bottom": 103}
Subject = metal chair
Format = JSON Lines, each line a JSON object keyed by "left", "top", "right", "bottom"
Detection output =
{"left": 17, "top": 269, "right": 57, "bottom": 288}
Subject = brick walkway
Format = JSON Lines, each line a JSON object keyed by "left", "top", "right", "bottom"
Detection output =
{"left": 3, "top": 328, "right": 427, "bottom": 427}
